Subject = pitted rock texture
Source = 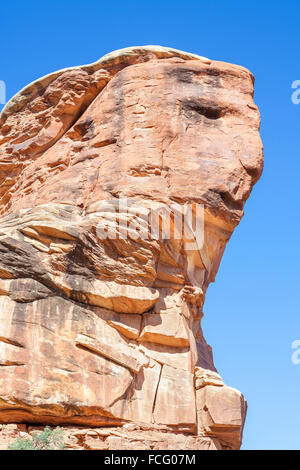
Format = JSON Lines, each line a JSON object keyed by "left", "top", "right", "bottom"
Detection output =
{"left": 0, "top": 46, "right": 263, "bottom": 450}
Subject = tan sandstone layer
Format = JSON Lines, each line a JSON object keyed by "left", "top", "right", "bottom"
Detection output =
{"left": 0, "top": 46, "right": 263, "bottom": 450}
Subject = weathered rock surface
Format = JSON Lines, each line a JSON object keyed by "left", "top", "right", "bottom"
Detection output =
{"left": 0, "top": 46, "right": 263, "bottom": 450}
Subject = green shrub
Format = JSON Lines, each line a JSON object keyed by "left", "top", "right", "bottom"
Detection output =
{"left": 8, "top": 426, "right": 66, "bottom": 450}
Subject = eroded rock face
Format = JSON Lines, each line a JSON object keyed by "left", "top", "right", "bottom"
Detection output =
{"left": 0, "top": 46, "right": 263, "bottom": 450}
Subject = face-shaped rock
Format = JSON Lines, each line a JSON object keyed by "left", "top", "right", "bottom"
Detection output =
{"left": 0, "top": 46, "right": 262, "bottom": 449}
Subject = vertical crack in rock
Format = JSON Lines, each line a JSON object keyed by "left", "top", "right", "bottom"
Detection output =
{"left": 151, "top": 363, "right": 163, "bottom": 422}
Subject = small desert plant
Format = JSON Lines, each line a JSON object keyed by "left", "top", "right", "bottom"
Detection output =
{"left": 7, "top": 426, "right": 66, "bottom": 450}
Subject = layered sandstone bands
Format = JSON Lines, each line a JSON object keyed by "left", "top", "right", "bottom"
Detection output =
{"left": 0, "top": 46, "right": 263, "bottom": 450}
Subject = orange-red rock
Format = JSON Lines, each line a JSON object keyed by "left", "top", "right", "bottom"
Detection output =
{"left": 0, "top": 46, "right": 263, "bottom": 450}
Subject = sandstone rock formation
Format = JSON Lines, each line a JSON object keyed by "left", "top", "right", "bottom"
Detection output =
{"left": 0, "top": 46, "right": 263, "bottom": 450}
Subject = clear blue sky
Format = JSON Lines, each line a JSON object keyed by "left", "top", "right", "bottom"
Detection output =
{"left": 1, "top": 0, "right": 299, "bottom": 450}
